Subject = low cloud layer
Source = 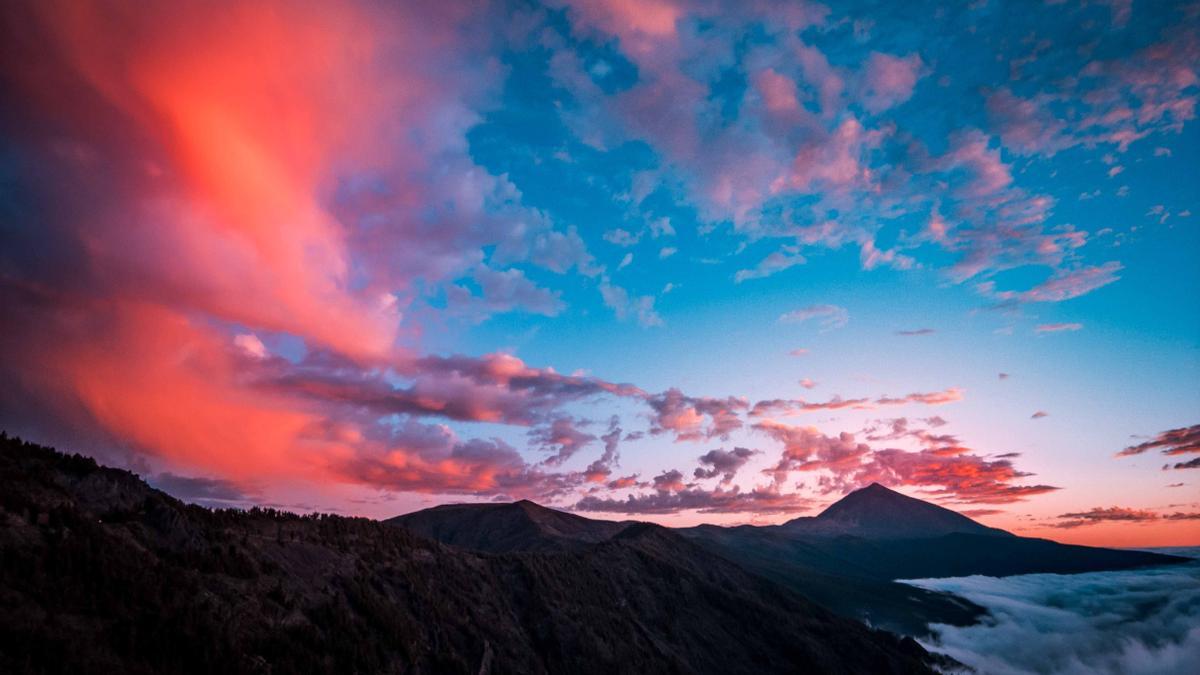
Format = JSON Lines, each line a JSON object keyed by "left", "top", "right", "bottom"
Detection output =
{"left": 905, "top": 552, "right": 1200, "bottom": 675}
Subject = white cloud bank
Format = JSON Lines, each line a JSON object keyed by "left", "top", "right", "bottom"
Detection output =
{"left": 903, "top": 549, "right": 1200, "bottom": 675}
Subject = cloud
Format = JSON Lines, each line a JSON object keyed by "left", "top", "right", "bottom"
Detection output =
{"left": 987, "top": 24, "right": 1199, "bottom": 158}
{"left": 1031, "top": 411, "right": 1048, "bottom": 419}
{"left": 530, "top": 417, "right": 596, "bottom": 466}
{"left": 584, "top": 417, "right": 623, "bottom": 483}
{"left": 799, "top": 378, "right": 817, "bottom": 389}
{"left": 853, "top": 448, "right": 1059, "bottom": 504}
{"left": 778, "top": 304, "right": 850, "bottom": 330}
{"left": 876, "top": 387, "right": 965, "bottom": 406}
{"left": 574, "top": 484, "right": 813, "bottom": 515}
{"left": 751, "top": 387, "right": 963, "bottom": 416}
{"left": 603, "top": 228, "right": 640, "bottom": 246}
{"left": 447, "top": 266, "right": 565, "bottom": 320}
{"left": 648, "top": 389, "right": 749, "bottom": 441}
{"left": 859, "top": 52, "right": 925, "bottom": 112}
{"left": 734, "top": 248, "right": 806, "bottom": 283}
{"left": 754, "top": 422, "right": 872, "bottom": 480}
{"left": 1, "top": 0, "right": 1183, "bottom": 518}
{"left": 233, "top": 334, "right": 269, "bottom": 359}
{"left": 1052, "top": 506, "right": 1160, "bottom": 528}
{"left": 986, "top": 262, "right": 1123, "bottom": 304}
{"left": 598, "top": 277, "right": 664, "bottom": 327}
{"left": 1118, "top": 425, "right": 1200, "bottom": 457}
{"left": 0, "top": 0, "right": 630, "bottom": 498}
{"left": 1051, "top": 506, "right": 1200, "bottom": 529}
{"left": 905, "top": 560, "right": 1200, "bottom": 675}
{"left": 895, "top": 328, "right": 936, "bottom": 336}
{"left": 751, "top": 396, "right": 873, "bottom": 416}
{"left": 694, "top": 447, "right": 759, "bottom": 482}
{"left": 959, "top": 508, "right": 1005, "bottom": 518}
{"left": 752, "top": 419, "right": 1056, "bottom": 504}
{"left": 1036, "top": 322, "right": 1084, "bottom": 333}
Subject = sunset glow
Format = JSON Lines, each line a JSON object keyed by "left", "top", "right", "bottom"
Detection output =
{"left": 1, "top": 0, "right": 1197, "bottom": 547}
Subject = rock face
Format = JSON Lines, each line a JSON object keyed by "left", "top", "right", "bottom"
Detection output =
{"left": 0, "top": 435, "right": 942, "bottom": 675}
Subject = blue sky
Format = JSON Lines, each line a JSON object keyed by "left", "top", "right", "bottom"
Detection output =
{"left": 1, "top": 0, "right": 1197, "bottom": 544}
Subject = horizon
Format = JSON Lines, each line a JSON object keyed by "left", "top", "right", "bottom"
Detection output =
{"left": 1, "top": 0, "right": 1198, "bottom": 549}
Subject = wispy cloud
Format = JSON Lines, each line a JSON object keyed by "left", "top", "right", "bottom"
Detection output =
{"left": 1036, "top": 322, "right": 1083, "bottom": 333}
{"left": 779, "top": 304, "right": 850, "bottom": 330}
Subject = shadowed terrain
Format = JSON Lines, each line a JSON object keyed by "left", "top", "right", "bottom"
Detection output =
{"left": 395, "top": 482, "right": 1186, "bottom": 636}
{"left": 0, "top": 434, "right": 943, "bottom": 675}
{"left": 678, "top": 483, "right": 1186, "bottom": 633}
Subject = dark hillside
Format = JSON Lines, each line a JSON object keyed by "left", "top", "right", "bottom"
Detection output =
{"left": 0, "top": 434, "right": 943, "bottom": 675}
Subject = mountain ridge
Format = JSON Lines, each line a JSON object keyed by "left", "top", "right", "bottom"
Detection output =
{"left": 390, "top": 482, "right": 1187, "bottom": 635}
{"left": 0, "top": 434, "right": 944, "bottom": 674}
{"left": 387, "top": 498, "right": 632, "bottom": 553}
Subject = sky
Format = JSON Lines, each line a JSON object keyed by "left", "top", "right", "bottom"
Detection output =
{"left": 0, "top": 0, "right": 1197, "bottom": 547}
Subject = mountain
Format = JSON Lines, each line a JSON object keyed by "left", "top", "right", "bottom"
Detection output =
{"left": 0, "top": 434, "right": 945, "bottom": 675}
{"left": 767, "top": 483, "right": 1182, "bottom": 577}
{"left": 392, "top": 483, "right": 1187, "bottom": 637}
{"left": 678, "top": 523, "right": 987, "bottom": 636}
{"left": 387, "top": 499, "right": 632, "bottom": 552}
{"left": 679, "top": 482, "right": 1187, "bottom": 634}
{"left": 778, "top": 482, "right": 1012, "bottom": 539}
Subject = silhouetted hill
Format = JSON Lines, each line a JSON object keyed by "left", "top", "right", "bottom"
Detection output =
{"left": 679, "top": 483, "right": 1186, "bottom": 635}
{"left": 779, "top": 483, "right": 1012, "bottom": 539}
{"left": 782, "top": 531, "right": 1190, "bottom": 579}
{"left": 0, "top": 434, "right": 944, "bottom": 675}
{"left": 387, "top": 499, "right": 632, "bottom": 552}
{"left": 678, "top": 524, "right": 986, "bottom": 636}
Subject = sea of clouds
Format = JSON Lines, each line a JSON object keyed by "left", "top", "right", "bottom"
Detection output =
{"left": 902, "top": 547, "right": 1200, "bottom": 675}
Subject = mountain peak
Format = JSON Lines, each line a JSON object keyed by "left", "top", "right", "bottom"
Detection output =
{"left": 388, "top": 500, "right": 631, "bottom": 552}
{"left": 781, "top": 483, "right": 1013, "bottom": 540}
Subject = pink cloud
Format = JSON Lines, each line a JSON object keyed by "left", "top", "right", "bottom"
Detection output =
{"left": 648, "top": 389, "right": 749, "bottom": 441}
{"left": 1035, "top": 322, "right": 1084, "bottom": 333}
{"left": 751, "top": 387, "right": 963, "bottom": 417}
{"left": 754, "top": 68, "right": 802, "bottom": 115}
{"left": 860, "top": 52, "right": 924, "bottom": 112}
{"left": 985, "top": 262, "right": 1122, "bottom": 304}
{"left": 752, "top": 420, "right": 1058, "bottom": 504}
{"left": 1117, "top": 425, "right": 1200, "bottom": 458}
{"left": 574, "top": 484, "right": 813, "bottom": 515}
{"left": 530, "top": 417, "right": 597, "bottom": 466}
{"left": 788, "top": 117, "right": 883, "bottom": 193}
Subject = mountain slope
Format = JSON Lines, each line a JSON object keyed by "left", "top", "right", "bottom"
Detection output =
{"left": 387, "top": 499, "right": 631, "bottom": 552}
{"left": 678, "top": 524, "right": 986, "bottom": 636}
{"left": 0, "top": 435, "right": 943, "bottom": 675}
{"left": 679, "top": 483, "right": 1186, "bottom": 634}
{"left": 780, "top": 483, "right": 1011, "bottom": 539}
{"left": 768, "top": 483, "right": 1184, "bottom": 577}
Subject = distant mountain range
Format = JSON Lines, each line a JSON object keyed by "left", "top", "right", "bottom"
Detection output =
{"left": 394, "top": 481, "right": 1186, "bottom": 635}
{"left": 0, "top": 435, "right": 943, "bottom": 674}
